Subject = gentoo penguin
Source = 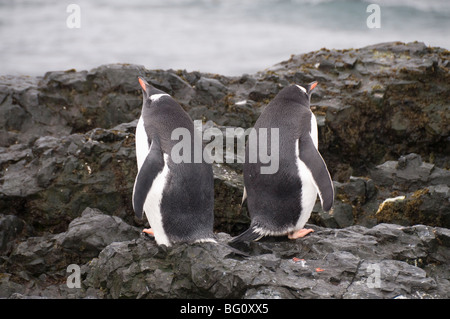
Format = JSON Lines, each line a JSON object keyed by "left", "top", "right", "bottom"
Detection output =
{"left": 132, "top": 77, "right": 215, "bottom": 246}
{"left": 231, "top": 82, "right": 334, "bottom": 244}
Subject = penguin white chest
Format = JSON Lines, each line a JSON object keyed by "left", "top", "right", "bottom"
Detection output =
{"left": 295, "top": 143, "right": 318, "bottom": 229}
{"left": 310, "top": 112, "right": 318, "bottom": 148}
{"left": 143, "top": 154, "right": 171, "bottom": 246}
{"left": 135, "top": 117, "right": 149, "bottom": 171}
{"left": 294, "top": 112, "right": 319, "bottom": 229}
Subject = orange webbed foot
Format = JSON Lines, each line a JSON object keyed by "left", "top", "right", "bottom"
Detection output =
{"left": 143, "top": 228, "right": 154, "bottom": 236}
{"left": 288, "top": 228, "right": 314, "bottom": 239}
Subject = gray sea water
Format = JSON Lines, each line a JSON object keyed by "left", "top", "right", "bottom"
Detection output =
{"left": 1, "top": 0, "right": 449, "bottom": 76}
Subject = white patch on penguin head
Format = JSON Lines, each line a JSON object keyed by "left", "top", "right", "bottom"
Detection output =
{"left": 296, "top": 85, "right": 307, "bottom": 94}
{"left": 150, "top": 93, "right": 170, "bottom": 102}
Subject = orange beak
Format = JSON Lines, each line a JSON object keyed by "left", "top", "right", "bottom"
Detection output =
{"left": 310, "top": 81, "right": 318, "bottom": 91}
{"left": 138, "top": 77, "right": 147, "bottom": 92}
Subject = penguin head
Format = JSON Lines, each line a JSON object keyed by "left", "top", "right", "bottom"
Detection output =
{"left": 295, "top": 81, "right": 318, "bottom": 98}
{"left": 138, "top": 76, "right": 168, "bottom": 105}
{"left": 289, "top": 81, "right": 318, "bottom": 108}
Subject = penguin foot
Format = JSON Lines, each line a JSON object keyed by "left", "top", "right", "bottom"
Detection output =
{"left": 142, "top": 228, "right": 154, "bottom": 236}
{"left": 288, "top": 228, "right": 314, "bottom": 239}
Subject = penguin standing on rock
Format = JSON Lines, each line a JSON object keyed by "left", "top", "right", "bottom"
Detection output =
{"left": 132, "top": 77, "right": 215, "bottom": 247}
{"left": 231, "top": 82, "right": 334, "bottom": 244}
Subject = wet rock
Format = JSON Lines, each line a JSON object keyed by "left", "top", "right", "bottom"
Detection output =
{"left": 315, "top": 154, "right": 450, "bottom": 230}
{"left": 84, "top": 64, "right": 146, "bottom": 94}
{"left": 0, "top": 123, "right": 138, "bottom": 234}
{"left": 0, "top": 208, "right": 139, "bottom": 298}
{"left": 317, "top": 201, "right": 354, "bottom": 228}
{"left": 247, "top": 79, "right": 282, "bottom": 102}
{"left": 7, "top": 234, "right": 62, "bottom": 276}
{"left": 272, "top": 42, "right": 449, "bottom": 171}
{"left": 0, "top": 42, "right": 449, "bottom": 299}
{"left": 311, "top": 176, "right": 379, "bottom": 229}
{"left": 2, "top": 41, "right": 449, "bottom": 170}
{"left": 141, "top": 69, "right": 195, "bottom": 106}
{"left": 0, "top": 215, "right": 27, "bottom": 254}
{"left": 82, "top": 223, "right": 449, "bottom": 299}
{"left": 195, "top": 77, "right": 228, "bottom": 101}
{"left": 0, "top": 273, "right": 26, "bottom": 298}
{"left": 1, "top": 212, "right": 449, "bottom": 298}
{"left": 221, "top": 99, "right": 261, "bottom": 128}
{"left": 0, "top": 75, "right": 47, "bottom": 147}
{"left": 367, "top": 154, "right": 450, "bottom": 228}
{"left": 0, "top": 120, "right": 251, "bottom": 236}
{"left": 370, "top": 153, "right": 450, "bottom": 191}
{"left": 213, "top": 164, "right": 249, "bottom": 235}
{"left": 0, "top": 66, "right": 197, "bottom": 148}
{"left": 375, "top": 185, "right": 450, "bottom": 228}
{"left": 6, "top": 208, "right": 139, "bottom": 273}
{"left": 57, "top": 207, "right": 141, "bottom": 259}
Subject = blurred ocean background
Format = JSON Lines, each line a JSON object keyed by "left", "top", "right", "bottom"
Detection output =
{"left": 0, "top": 0, "right": 449, "bottom": 76}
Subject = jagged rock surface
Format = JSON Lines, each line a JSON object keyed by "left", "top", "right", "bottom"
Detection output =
{"left": 0, "top": 41, "right": 449, "bottom": 298}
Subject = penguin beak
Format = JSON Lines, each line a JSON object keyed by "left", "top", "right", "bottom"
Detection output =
{"left": 138, "top": 76, "right": 149, "bottom": 94}
{"left": 308, "top": 81, "right": 318, "bottom": 93}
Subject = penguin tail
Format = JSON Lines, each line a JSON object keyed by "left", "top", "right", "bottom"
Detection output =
{"left": 229, "top": 225, "right": 263, "bottom": 245}
{"left": 222, "top": 243, "right": 250, "bottom": 257}
{"left": 195, "top": 236, "right": 250, "bottom": 257}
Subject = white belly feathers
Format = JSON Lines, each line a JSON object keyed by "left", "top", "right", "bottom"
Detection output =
{"left": 143, "top": 153, "right": 170, "bottom": 246}
{"left": 294, "top": 112, "right": 320, "bottom": 229}
{"left": 295, "top": 139, "right": 318, "bottom": 230}
{"left": 135, "top": 117, "right": 149, "bottom": 171}
{"left": 136, "top": 116, "right": 171, "bottom": 246}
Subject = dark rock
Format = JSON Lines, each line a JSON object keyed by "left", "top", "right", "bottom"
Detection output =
{"left": 248, "top": 80, "right": 281, "bottom": 102}
{"left": 1, "top": 207, "right": 449, "bottom": 299}
{"left": 318, "top": 59, "right": 335, "bottom": 71}
{"left": 144, "top": 69, "right": 195, "bottom": 106}
{"left": 82, "top": 223, "right": 449, "bottom": 299}
{"left": 0, "top": 75, "right": 43, "bottom": 146}
{"left": 0, "top": 123, "right": 138, "bottom": 234}
{"left": 84, "top": 64, "right": 146, "bottom": 93}
{"left": 0, "top": 120, "right": 251, "bottom": 236}
{"left": 40, "top": 69, "right": 89, "bottom": 92}
{"left": 370, "top": 153, "right": 450, "bottom": 192}
{"left": 318, "top": 201, "right": 354, "bottom": 228}
{"left": 7, "top": 234, "right": 62, "bottom": 276}
{"left": 375, "top": 185, "right": 450, "bottom": 228}
{"left": 0, "top": 215, "right": 27, "bottom": 254}
{"left": 0, "top": 42, "right": 449, "bottom": 299}
{"left": 57, "top": 207, "right": 141, "bottom": 258}
{"left": 311, "top": 176, "right": 378, "bottom": 229}
{"left": 220, "top": 99, "right": 261, "bottom": 128}
{"left": 195, "top": 77, "right": 228, "bottom": 101}
{"left": 0, "top": 208, "right": 139, "bottom": 298}
{"left": 6, "top": 208, "right": 139, "bottom": 274}
{"left": 0, "top": 273, "right": 26, "bottom": 298}
{"left": 368, "top": 154, "right": 450, "bottom": 228}
{"left": 213, "top": 164, "right": 249, "bottom": 235}
{"left": 364, "top": 41, "right": 428, "bottom": 55}
{"left": 277, "top": 42, "right": 449, "bottom": 171}
{"left": 2, "top": 41, "right": 449, "bottom": 170}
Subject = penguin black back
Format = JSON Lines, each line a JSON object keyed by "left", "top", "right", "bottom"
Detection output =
{"left": 231, "top": 82, "right": 334, "bottom": 244}
{"left": 133, "top": 77, "right": 215, "bottom": 246}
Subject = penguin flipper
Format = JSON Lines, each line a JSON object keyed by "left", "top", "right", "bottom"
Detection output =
{"left": 298, "top": 136, "right": 334, "bottom": 212}
{"left": 132, "top": 138, "right": 165, "bottom": 219}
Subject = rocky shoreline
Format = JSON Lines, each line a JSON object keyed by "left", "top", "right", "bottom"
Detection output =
{"left": 0, "top": 41, "right": 449, "bottom": 298}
